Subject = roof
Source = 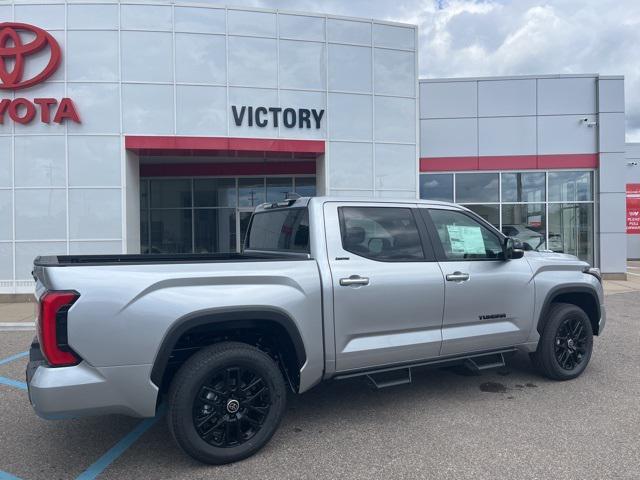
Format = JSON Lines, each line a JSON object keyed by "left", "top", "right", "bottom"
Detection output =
{"left": 253, "top": 196, "right": 464, "bottom": 213}
{"left": 419, "top": 73, "right": 624, "bottom": 83}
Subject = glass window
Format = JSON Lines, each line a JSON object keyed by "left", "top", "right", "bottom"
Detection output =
{"left": 239, "top": 178, "right": 265, "bottom": 207}
{"left": 149, "top": 209, "right": 192, "bottom": 254}
{"left": 420, "top": 174, "right": 453, "bottom": 202}
{"left": 141, "top": 174, "right": 314, "bottom": 254}
{"left": 339, "top": 207, "right": 424, "bottom": 261}
{"left": 141, "top": 210, "right": 149, "bottom": 254}
{"left": 194, "top": 208, "right": 236, "bottom": 253}
{"left": 464, "top": 204, "right": 500, "bottom": 229}
{"left": 246, "top": 208, "right": 310, "bottom": 253}
{"left": 502, "top": 204, "right": 546, "bottom": 250}
{"left": 428, "top": 209, "right": 503, "bottom": 260}
{"left": 150, "top": 179, "right": 192, "bottom": 208}
{"left": 455, "top": 173, "right": 499, "bottom": 203}
{"left": 266, "top": 177, "right": 294, "bottom": 203}
{"left": 548, "top": 171, "right": 592, "bottom": 202}
{"left": 501, "top": 172, "right": 545, "bottom": 202}
{"left": 194, "top": 178, "right": 236, "bottom": 207}
{"left": 140, "top": 179, "right": 149, "bottom": 210}
{"left": 294, "top": 177, "right": 316, "bottom": 197}
{"left": 548, "top": 203, "right": 594, "bottom": 264}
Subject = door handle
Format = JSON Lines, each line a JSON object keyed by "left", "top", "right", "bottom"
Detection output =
{"left": 340, "top": 275, "right": 370, "bottom": 286}
{"left": 446, "top": 271, "right": 470, "bottom": 282}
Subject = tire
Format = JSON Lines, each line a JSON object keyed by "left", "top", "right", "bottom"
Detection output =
{"left": 531, "top": 302, "right": 593, "bottom": 381}
{"left": 168, "top": 341, "right": 287, "bottom": 464}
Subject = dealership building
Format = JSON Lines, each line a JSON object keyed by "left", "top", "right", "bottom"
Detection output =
{"left": 0, "top": 1, "right": 630, "bottom": 295}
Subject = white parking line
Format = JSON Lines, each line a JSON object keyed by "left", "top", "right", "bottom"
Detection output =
{"left": 0, "top": 323, "right": 35, "bottom": 331}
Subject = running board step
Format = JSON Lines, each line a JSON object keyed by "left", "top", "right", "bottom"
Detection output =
{"left": 333, "top": 348, "right": 517, "bottom": 385}
{"left": 366, "top": 368, "right": 412, "bottom": 389}
{"left": 464, "top": 353, "right": 506, "bottom": 374}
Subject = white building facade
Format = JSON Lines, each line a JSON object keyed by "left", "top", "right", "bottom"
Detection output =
{"left": 0, "top": 1, "right": 628, "bottom": 296}
{"left": 0, "top": 1, "right": 419, "bottom": 294}
{"left": 419, "top": 75, "right": 627, "bottom": 276}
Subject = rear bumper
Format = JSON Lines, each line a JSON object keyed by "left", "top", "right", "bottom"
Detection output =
{"left": 26, "top": 341, "right": 158, "bottom": 419}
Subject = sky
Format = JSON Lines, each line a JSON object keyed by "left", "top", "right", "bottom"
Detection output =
{"left": 189, "top": 0, "right": 640, "bottom": 142}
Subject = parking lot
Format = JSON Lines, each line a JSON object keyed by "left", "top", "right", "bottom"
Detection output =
{"left": 0, "top": 291, "right": 638, "bottom": 480}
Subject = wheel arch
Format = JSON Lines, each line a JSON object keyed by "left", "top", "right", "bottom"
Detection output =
{"left": 150, "top": 308, "right": 307, "bottom": 393}
{"left": 537, "top": 285, "right": 601, "bottom": 336}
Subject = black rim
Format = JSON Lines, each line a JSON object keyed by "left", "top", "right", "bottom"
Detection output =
{"left": 554, "top": 317, "right": 589, "bottom": 371}
{"left": 193, "top": 366, "right": 271, "bottom": 448}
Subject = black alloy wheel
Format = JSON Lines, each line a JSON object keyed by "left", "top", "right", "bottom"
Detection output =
{"left": 553, "top": 316, "right": 589, "bottom": 371}
{"left": 531, "top": 302, "right": 594, "bottom": 381}
{"left": 168, "top": 342, "right": 287, "bottom": 464}
{"left": 193, "top": 366, "right": 272, "bottom": 448}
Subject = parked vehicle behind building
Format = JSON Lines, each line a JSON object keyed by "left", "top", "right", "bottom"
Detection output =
{"left": 27, "top": 197, "right": 605, "bottom": 464}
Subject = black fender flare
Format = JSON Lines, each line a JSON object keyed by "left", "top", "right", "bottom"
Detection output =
{"left": 536, "top": 284, "right": 601, "bottom": 335}
{"left": 150, "top": 308, "right": 307, "bottom": 387}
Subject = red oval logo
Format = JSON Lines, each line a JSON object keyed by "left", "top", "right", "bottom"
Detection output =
{"left": 0, "top": 22, "right": 61, "bottom": 90}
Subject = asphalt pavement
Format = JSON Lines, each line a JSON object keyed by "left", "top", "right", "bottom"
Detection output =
{"left": 0, "top": 292, "right": 638, "bottom": 480}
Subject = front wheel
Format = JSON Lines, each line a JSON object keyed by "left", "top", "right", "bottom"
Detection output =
{"left": 531, "top": 302, "right": 593, "bottom": 381}
{"left": 168, "top": 342, "right": 287, "bottom": 464}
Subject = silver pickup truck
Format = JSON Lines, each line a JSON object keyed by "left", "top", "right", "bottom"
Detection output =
{"left": 27, "top": 197, "right": 605, "bottom": 464}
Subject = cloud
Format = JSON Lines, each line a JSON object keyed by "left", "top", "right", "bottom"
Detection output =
{"left": 409, "top": 0, "right": 640, "bottom": 140}
{"left": 186, "top": 0, "right": 640, "bottom": 141}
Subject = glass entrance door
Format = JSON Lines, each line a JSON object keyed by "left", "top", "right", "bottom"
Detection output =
{"left": 141, "top": 175, "right": 316, "bottom": 254}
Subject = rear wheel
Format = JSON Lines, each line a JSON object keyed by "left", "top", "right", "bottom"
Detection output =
{"left": 168, "top": 342, "right": 287, "bottom": 464}
{"left": 531, "top": 302, "right": 593, "bottom": 380}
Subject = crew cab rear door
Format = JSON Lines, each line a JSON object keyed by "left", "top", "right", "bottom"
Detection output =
{"left": 419, "top": 206, "right": 535, "bottom": 356}
{"left": 324, "top": 202, "right": 445, "bottom": 372}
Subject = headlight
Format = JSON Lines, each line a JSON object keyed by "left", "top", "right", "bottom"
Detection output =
{"left": 583, "top": 266, "right": 602, "bottom": 283}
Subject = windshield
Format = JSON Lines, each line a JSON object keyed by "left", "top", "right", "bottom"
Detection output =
{"left": 245, "top": 208, "right": 310, "bottom": 253}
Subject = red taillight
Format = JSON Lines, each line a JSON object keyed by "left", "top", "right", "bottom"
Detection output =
{"left": 37, "top": 291, "right": 80, "bottom": 367}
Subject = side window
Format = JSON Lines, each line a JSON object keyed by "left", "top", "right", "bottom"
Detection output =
{"left": 428, "top": 209, "right": 503, "bottom": 260}
{"left": 339, "top": 207, "right": 425, "bottom": 261}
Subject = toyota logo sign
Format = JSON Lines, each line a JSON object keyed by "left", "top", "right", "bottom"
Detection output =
{"left": 0, "top": 22, "right": 61, "bottom": 90}
{"left": 0, "top": 22, "right": 80, "bottom": 125}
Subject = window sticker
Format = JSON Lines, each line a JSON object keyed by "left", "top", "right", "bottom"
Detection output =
{"left": 446, "top": 225, "right": 485, "bottom": 254}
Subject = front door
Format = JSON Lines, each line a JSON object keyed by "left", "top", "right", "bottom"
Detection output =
{"left": 421, "top": 207, "right": 535, "bottom": 356}
{"left": 325, "top": 203, "right": 445, "bottom": 372}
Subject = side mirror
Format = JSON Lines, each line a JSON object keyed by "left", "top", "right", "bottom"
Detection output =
{"left": 503, "top": 237, "right": 525, "bottom": 260}
{"left": 521, "top": 241, "right": 534, "bottom": 251}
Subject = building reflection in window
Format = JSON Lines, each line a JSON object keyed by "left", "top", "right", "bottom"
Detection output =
{"left": 140, "top": 176, "right": 316, "bottom": 254}
{"left": 420, "top": 170, "right": 595, "bottom": 264}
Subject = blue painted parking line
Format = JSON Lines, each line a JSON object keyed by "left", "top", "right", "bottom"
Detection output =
{"left": 0, "top": 470, "right": 23, "bottom": 480}
{"left": 0, "top": 376, "right": 27, "bottom": 390}
{"left": 0, "top": 351, "right": 28, "bottom": 366}
{"left": 75, "top": 405, "right": 166, "bottom": 480}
